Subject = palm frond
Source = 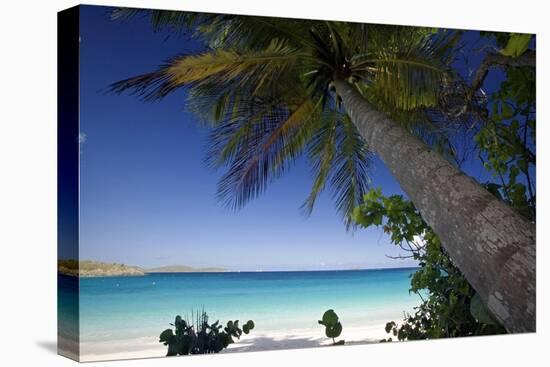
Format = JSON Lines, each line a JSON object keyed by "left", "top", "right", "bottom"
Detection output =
{"left": 330, "top": 115, "right": 372, "bottom": 226}
{"left": 207, "top": 98, "right": 280, "bottom": 167}
{"left": 303, "top": 112, "right": 372, "bottom": 225}
{"left": 346, "top": 23, "right": 370, "bottom": 55}
{"left": 212, "top": 98, "right": 322, "bottom": 209}
{"left": 109, "top": 39, "right": 302, "bottom": 100}
{"left": 196, "top": 15, "right": 320, "bottom": 51}
{"left": 302, "top": 112, "right": 338, "bottom": 214}
{"left": 350, "top": 27, "right": 457, "bottom": 111}
{"left": 185, "top": 69, "right": 312, "bottom": 129}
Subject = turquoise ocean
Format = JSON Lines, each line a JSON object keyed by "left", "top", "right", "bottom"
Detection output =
{"left": 59, "top": 267, "right": 421, "bottom": 358}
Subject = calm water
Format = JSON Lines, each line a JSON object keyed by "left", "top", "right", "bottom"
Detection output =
{"left": 60, "top": 268, "right": 421, "bottom": 346}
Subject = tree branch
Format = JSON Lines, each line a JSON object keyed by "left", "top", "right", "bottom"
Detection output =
{"left": 469, "top": 50, "right": 536, "bottom": 98}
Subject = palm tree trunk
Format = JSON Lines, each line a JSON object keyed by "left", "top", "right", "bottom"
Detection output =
{"left": 333, "top": 78, "right": 535, "bottom": 333}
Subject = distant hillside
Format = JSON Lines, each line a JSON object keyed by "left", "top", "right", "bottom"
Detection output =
{"left": 58, "top": 260, "right": 227, "bottom": 277}
{"left": 146, "top": 265, "right": 227, "bottom": 273}
{"left": 58, "top": 260, "right": 145, "bottom": 277}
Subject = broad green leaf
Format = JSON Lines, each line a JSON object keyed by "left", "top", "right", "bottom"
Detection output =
{"left": 325, "top": 321, "right": 343, "bottom": 338}
{"left": 321, "top": 309, "right": 339, "bottom": 325}
{"left": 159, "top": 329, "right": 174, "bottom": 344}
{"left": 501, "top": 34, "right": 532, "bottom": 58}
{"left": 243, "top": 320, "right": 255, "bottom": 334}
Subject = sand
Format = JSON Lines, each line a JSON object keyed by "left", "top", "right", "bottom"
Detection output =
{"left": 76, "top": 323, "right": 390, "bottom": 362}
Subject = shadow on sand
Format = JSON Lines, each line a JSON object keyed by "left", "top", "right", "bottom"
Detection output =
{"left": 225, "top": 335, "right": 380, "bottom": 353}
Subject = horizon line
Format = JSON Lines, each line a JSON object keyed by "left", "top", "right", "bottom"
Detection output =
{"left": 147, "top": 266, "right": 420, "bottom": 273}
{"left": 59, "top": 258, "right": 419, "bottom": 273}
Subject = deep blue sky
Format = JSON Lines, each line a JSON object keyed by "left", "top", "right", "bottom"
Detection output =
{"left": 76, "top": 5, "right": 499, "bottom": 270}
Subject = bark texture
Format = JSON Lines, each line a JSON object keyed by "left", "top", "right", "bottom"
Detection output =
{"left": 334, "top": 79, "right": 536, "bottom": 333}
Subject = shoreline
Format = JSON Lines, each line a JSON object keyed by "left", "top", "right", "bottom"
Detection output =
{"left": 77, "top": 324, "right": 392, "bottom": 362}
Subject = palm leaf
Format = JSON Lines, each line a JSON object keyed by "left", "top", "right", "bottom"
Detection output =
{"left": 350, "top": 27, "right": 457, "bottom": 111}
{"left": 302, "top": 112, "right": 338, "bottom": 214}
{"left": 196, "top": 15, "right": 319, "bottom": 51}
{"left": 330, "top": 115, "right": 372, "bottom": 226}
{"left": 212, "top": 98, "right": 322, "bottom": 209}
{"left": 109, "top": 40, "right": 302, "bottom": 100}
{"left": 303, "top": 112, "right": 372, "bottom": 225}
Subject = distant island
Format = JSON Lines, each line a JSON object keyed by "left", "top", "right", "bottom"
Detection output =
{"left": 58, "top": 260, "right": 145, "bottom": 277}
{"left": 58, "top": 260, "right": 227, "bottom": 277}
{"left": 147, "top": 265, "right": 226, "bottom": 273}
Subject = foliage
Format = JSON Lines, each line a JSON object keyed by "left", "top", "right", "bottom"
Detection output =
{"left": 500, "top": 34, "right": 532, "bottom": 58}
{"left": 111, "top": 11, "right": 461, "bottom": 225}
{"left": 318, "top": 309, "right": 345, "bottom": 345}
{"left": 474, "top": 34, "right": 536, "bottom": 221}
{"left": 352, "top": 188, "right": 506, "bottom": 340}
{"left": 159, "top": 311, "right": 254, "bottom": 355}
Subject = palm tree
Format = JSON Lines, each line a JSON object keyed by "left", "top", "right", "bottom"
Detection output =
{"left": 111, "top": 10, "right": 535, "bottom": 333}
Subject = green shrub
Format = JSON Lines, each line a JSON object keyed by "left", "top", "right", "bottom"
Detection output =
{"left": 159, "top": 311, "right": 255, "bottom": 355}
{"left": 318, "top": 309, "right": 345, "bottom": 345}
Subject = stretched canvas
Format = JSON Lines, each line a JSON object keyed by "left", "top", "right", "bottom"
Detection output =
{"left": 58, "top": 4, "right": 536, "bottom": 362}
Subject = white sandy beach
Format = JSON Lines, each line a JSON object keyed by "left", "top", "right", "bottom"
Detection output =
{"left": 76, "top": 323, "right": 391, "bottom": 362}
